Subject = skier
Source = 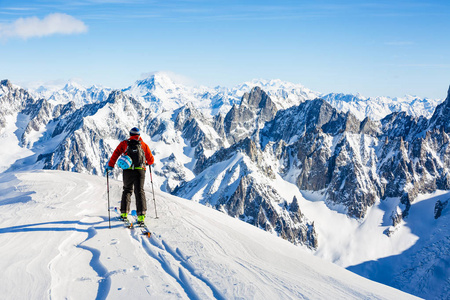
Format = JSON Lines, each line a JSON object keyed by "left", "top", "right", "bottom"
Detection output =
{"left": 105, "top": 127, "right": 154, "bottom": 225}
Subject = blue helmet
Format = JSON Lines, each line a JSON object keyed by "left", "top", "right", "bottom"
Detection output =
{"left": 130, "top": 127, "right": 140, "bottom": 136}
{"left": 117, "top": 155, "right": 132, "bottom": 169}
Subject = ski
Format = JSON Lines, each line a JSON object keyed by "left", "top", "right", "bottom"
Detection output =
{"left": 123, "top": 218, "right": 134, "bottom": 229}
{"left": 112, "top": 207, "right": 150, "bottom": 237}
{"left": 130, "top": 210, "right": 151, "bottom": 237}
{"left": 136, "top": 221, "right": 151, "bottom": 238}
{"left": 114, "top": 207, "right": 134, "bottom": 229}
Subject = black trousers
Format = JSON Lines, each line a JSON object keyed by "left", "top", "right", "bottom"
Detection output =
{"left": 121, "top": 169, "right": 146, "bottom": 216}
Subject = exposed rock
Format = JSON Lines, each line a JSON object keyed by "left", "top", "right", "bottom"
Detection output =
{"left": 221, "top": 176, "right": 317, "bottom": 249}
{"left": 160, "top": 153, "right": 189, "bottom": 193}
{"left": 428, "top": 85, "right": 450, "bottom": 133}
{"left": 434, "top": 199, "right": 449, "bottom": 219}
{"left": 224, "top": 87, "right": 277, "bottom": 143}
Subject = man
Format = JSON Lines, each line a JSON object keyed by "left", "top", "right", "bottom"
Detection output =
{"left": 106, "top": 127, "right": 154, "bottom": 225}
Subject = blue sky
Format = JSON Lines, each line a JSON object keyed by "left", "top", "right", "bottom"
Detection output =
{"left": 0, "top": 0, "right": 449, "bottom": 98}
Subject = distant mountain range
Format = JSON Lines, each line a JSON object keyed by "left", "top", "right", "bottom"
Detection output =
{"left": 27, "top": 73, "right": 444, "bottom": 120}
{"left": 1, "top": 74, "right": 449, "bottom": 299}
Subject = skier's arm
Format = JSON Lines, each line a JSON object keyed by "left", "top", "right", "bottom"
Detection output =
{"left": 143, "top": 142, "right": 154, "bottom": 166}
{"left": 108, "top": 141, "right": 127, "bottom": 167}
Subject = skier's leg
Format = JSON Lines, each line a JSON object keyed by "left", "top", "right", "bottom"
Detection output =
{"left": 121, "top": 170, "right": 133, "bottom": 213}
{"left": 134, "top": 169, "right": 147, "bottom": 216}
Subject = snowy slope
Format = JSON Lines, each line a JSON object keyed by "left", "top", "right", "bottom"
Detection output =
{"left": 0, "top": 170, "right": 417, "bottom": 299}
{"left": 347, "top": 192, "right": 450, "bottom": 300}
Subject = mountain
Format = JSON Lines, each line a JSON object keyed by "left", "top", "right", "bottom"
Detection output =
{"left": 322, "top": 92, "right": 444, "bottom": 121}
{"left": 1, "top": 75, "right": 449, "bottom": 298}
{"left": 24, "top": 73, "right": 444, "bottom": 121}
{"left": 0, "top": 79, "right": 34, "bottom": 130}
{"left": 231, "top": 79, "right": 321, "bottom": 111}
{"left": 30, "top": 80, "right": 111, "bottom": 107}
{"left": 259, "top": 99, "right": 379, "bottom": 218}
{"left": 0, "top": 170, "right": 419, "bottom": 299}
{"left": 122, "top": 72, "right": 241, "bottom": 116}
{"left": 228, "top": 79, "right": 444, "bottom": 121}
{"left": 148, "top": 83, "right": 449, "bottom": 298}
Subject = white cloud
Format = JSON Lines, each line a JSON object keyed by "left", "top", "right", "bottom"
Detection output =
{"left": 0, "top": 13, "right": 88, "bottom": 40}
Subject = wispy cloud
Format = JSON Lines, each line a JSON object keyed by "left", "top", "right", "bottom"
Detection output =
{"left": 0, "top": 13, "right": 88, "bottom": 40}
{"left": 384, "top": 41, "right": 415, "bottom": 46}
{"left": 396, "top": 63, "right": 450, "bottom": 68}
{"left": 2, "top": 7, "right": 37, "bottom": 11}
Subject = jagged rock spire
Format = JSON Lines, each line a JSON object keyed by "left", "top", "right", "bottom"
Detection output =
{"left": 1, "top": 79, "right": 12, "bottom": 88}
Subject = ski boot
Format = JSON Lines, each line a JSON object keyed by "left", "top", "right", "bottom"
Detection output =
{"left": 137, "top": 215, "right": 145, "bottom": 226}
{"left": 120, "top": 213, "right": 128, "bottom": 222}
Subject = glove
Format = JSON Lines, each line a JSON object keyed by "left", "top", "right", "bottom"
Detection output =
{"left": 105, "top": 165, "right": 113, "bottom": 175}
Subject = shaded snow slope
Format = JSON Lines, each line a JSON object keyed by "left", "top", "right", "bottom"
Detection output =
{"left": 348, "top": 192, "right": 450, "bottom": 300}
{"left": 0, "top": 170, "right": 417, "bottom": 299}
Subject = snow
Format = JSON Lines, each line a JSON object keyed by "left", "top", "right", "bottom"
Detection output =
{"left": 267, "top": 174, "right": 439, "bottom": 269}
{"left": 323, "top": 93, "right": 444, "bottom": 121}
{"left": 177, "top": 153, "right": 246, "bottom": 205}
{"left": 348, "top": 191, "right": 450, "bottom": 300}
{"left": 29, "top": 80, "right": 111, "bottom": 108}
{"left": 0, "top": 170, "right": 417, "bottom": 299}
{"left": 0, "top": 114, "right": 34, "bottom": 173}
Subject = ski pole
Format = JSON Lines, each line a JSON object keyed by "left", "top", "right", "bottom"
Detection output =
{"left": 149, "top": 165, "right": 158, "bottom": 219}
{"left": 107, "top": 170, "right": 111, "bottom": 229}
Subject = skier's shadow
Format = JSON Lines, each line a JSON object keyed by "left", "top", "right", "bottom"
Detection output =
{"left": 0, "top": 218, "right": 122, "bottom": 234}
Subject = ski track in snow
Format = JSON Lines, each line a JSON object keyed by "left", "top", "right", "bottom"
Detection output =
{"left": 119, "top": 199, "right": 225, "bottom": 299}
{"left": 157, "top": 232, "right": 225, "bottom": 299}
{"left": 137, "top": 232, "right": 222, "bottom": 300}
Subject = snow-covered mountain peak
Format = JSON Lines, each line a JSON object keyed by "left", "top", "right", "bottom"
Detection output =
{"left": 135, "top": 72, "right": 179, "bottom": 91}
{"left": 123, "top": 72, "right": 234, "bottom": 115}
{"left": 62, "top": 80, "right": 86, "bottom": 92}
{"left": 324, "top": 92, "right": 367, "bottom": 103}
{"left": 0, "top": 79, "right": 20, "bottom": 95}
{"left": 239, "top": 78, "right": 307, "bottom": 90}
{"left": 1, "top": 79, "right": 13, "bottom": 89}
{"left": 446, "top": 84, "right": 450, "bottom": 105}
{"left": 27, "top": 80, "right": 111, "bottom": 108}
{"left": 122, "top": 72, "right": 193, "bottom": 112}
{"left": 323, "top": 92, "right": 444, "bottom": 121}
{"left": 0, "top": 79, "right": 32, "bottom": 112}
{"left": 232, "top": 78, "right": 320, "bottom": 111}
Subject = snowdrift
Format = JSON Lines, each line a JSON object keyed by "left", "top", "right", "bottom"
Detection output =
{"left": 0, "top": 170, "right": 418, "bottom": 299}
